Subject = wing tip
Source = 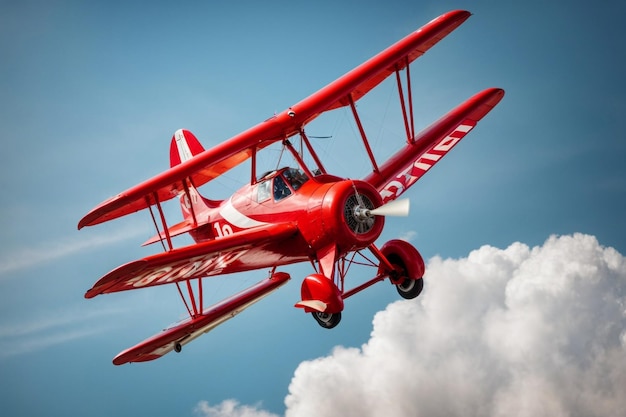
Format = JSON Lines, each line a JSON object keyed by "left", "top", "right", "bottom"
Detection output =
{"left": 84, "top": 259, "right": 148, "bottom": 299}
{"left": 436, "top": 9, "right": 472, "bottom": 26}
{"left": 77, "top": 217, "right": 90, "bottom": 230}
{"left": 113, "top": 353, "right": 161, "bottom": 366}
{"left": 78, "top": 211, "right": 97, "bottom": 229}
{"left": 77, "top": 196, "right": 119, "bottom": 229}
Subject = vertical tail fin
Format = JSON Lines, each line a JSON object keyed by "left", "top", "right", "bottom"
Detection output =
{"left": 143, "top": 129, "right": 222, "bottom": 246}
{"left": 170, "top": 129, "right": 206, "bottom": 167}
{"left": 169, "top": 129, "right": 221, "bottom": 220}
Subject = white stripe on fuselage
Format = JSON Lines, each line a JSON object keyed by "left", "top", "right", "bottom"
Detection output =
{"left": 219, "top": 198, "right": 268, "bottom": 229}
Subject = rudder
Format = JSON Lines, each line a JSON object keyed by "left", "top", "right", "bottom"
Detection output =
{"left": 169, "top": 129, "right": 220, "bottom": 222}
{"left": 170, "top": 129, "right": 206, "bottom": 167}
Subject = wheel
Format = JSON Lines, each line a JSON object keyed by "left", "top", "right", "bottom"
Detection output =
{"left": 312, "top": 311, "right": 342, "bottom": 329}
{"left": 174, "top": 342, "right": 182, "bottom": 353}
{"left": 396, "top": 277, "right": 423, "bottom": 299}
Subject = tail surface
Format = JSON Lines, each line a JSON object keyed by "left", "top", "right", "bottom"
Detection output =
{"left": 170, "top": 129, "right": 206, "bottom": 167}
{"left": 170, "top": 129, "right": 221, "bottom": 214}
{"left": 141, "top": 130, "right": 223, "bottom": 245}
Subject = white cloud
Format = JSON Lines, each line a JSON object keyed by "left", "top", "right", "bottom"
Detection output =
{"left": 195, "top": 234, "right": 626, "bottom": 417}
{"left": 397, "top": 229, "right": 417, "bottom": 242}
{"left": 284, "top": 234, "right": 626, "bottom": 417}
{"left": 194, "top": 400, "right": 279, "bottom": 417}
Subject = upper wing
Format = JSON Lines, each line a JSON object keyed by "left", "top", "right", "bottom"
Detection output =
{"left": 112, "top": 272, "right": 290, "bottom": 365}
{"left": 78, "top": 10, "right": 471, "bottom": 229}
{"left": 363, "top": 87, "right": 505, "bottom": 203}
{"left": 85, "top": 222, "right": 299, "bottom": 298}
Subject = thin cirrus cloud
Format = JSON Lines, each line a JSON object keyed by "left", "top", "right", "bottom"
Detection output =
{"left": 0, "top": 307, "right": 126, "bottom": 358}
{"left": 195, "top": 233, "right": 626, "bottom": 417}
{"left": 0, "top": 225, "right": 148, "bottom": 277}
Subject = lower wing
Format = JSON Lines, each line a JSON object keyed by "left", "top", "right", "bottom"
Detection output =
{"left": 85, "top": 222, "right": 300, "bottom": 298}
{"left": 112, "top": 272, "right": 290, "bottom": 365}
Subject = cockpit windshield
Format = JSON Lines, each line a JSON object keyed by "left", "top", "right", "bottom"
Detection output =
{"left": 256, "top": 168, "right": 310, "bottom": 203}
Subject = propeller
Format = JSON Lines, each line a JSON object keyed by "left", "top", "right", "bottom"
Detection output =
{"left": 369, "top": 198, "right": 410, "bottom": 217}
{"left": 354, "top": 198, "right": 410, "bottom": 220}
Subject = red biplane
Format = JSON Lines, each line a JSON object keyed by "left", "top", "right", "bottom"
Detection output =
{"left": 79, "top": 10, "right": 504, "bottom": 365}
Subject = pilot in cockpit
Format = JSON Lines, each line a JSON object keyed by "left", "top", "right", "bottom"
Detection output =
{"left": 283, "top": 168, "right": 308, "bottom": 191}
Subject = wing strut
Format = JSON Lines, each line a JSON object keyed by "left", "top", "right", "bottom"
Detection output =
{"left": 395, "top": 58, "right": 415, "bottom": 143}
{"left": 283, "top": 139, "right": 316, "bottom": 179}
{"left": 186, "top": 280, "right": 199, "bottom": 316}
{"left": 348, "top": 95, "right": 380, "bottom": 174}
{"left": 251, "top": 147, "right": 258, "bottom": 184}
{"left": 299, "top": 129, "right": 328, "bottom": 175}
{"left": 146, "top": 193, "right": 173, "bottom": 251}
{"left": 176, "top": 281, "right": 194, "bottom": 317}
{"left": 181, "top": 179, "right": 198, "bottom": 227}
{"left": 175, "top": 277, "right": 205, "bottom": 318}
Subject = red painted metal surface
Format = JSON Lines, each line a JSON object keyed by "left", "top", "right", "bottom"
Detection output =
{"left": 298, "top": 273, "right": 344, "bottom": 314}
{"left": 112, "top": 272, "right": 290, "bottom": 365}
{"left": 77, "top": 10, "right": 506, "bottom": 364}
{"left": 365, "top": 88, "right": 504, "bottom": 203}
{"left": 77, "top": 10, "right": 472, "bottom": 229}
{"left": 85, "top": 223, "right": 300, "bottom": 298}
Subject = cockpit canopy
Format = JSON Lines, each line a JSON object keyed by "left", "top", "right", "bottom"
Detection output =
{"left": 257, "top": 167, "right": 309, "bottom": 202}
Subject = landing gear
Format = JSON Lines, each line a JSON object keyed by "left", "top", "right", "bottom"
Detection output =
{"left": 174, "top": 342, "right": 182, "bottom": 353}
{"left": 377, "top": 239, "right": 425, "bottom": 301}
{"left": 312, "top": 311, "right": 342, "bottom": 329}
{"left": 389, "top": 257, "right": 424, "bottom": 300}
{"left": 395, "top": 277, "right": 423, "bottom": 299}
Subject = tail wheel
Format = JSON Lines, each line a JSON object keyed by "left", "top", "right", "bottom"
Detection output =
{"left": 396, "top": 277, "right": 423, "bottom": 299}
{"left": 312, "top": 311, "right": 342, "bottom": 329}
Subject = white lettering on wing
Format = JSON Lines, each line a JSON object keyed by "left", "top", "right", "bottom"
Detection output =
{"left": 380, "top": 122, "right": 475, "bottom": 202}
{"left": 126, "top": 250, "right": 249, "bottom": 288}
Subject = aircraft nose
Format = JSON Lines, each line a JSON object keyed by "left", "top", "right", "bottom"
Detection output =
{"left": 342, "top": 192, "right": 377, "bottom": 235}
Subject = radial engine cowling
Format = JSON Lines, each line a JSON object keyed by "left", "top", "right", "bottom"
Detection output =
{"left": 302, "top": 179, "right": 384, "bottom": 253}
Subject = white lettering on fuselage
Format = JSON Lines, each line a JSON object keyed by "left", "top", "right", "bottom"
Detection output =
{"left": 380, "top": 123, "right": 474, "bottom": 202}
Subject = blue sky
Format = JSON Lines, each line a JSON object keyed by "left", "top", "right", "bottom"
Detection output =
{"left": 1, "top": 1, "right": 625, "bottom": 416}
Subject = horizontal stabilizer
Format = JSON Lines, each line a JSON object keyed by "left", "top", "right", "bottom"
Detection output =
{"left": 112, "top": 272, "right": 290, "bottom": 365}
{"left": 142, "top": 219, "right": 195, "bottom": 246}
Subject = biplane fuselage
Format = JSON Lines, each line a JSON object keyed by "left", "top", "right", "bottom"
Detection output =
{"left": 183, "top": 170, "right": 384, "bottom": 265}
{"left": 78, "top": 9, "right": 505, "bottom": 364}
